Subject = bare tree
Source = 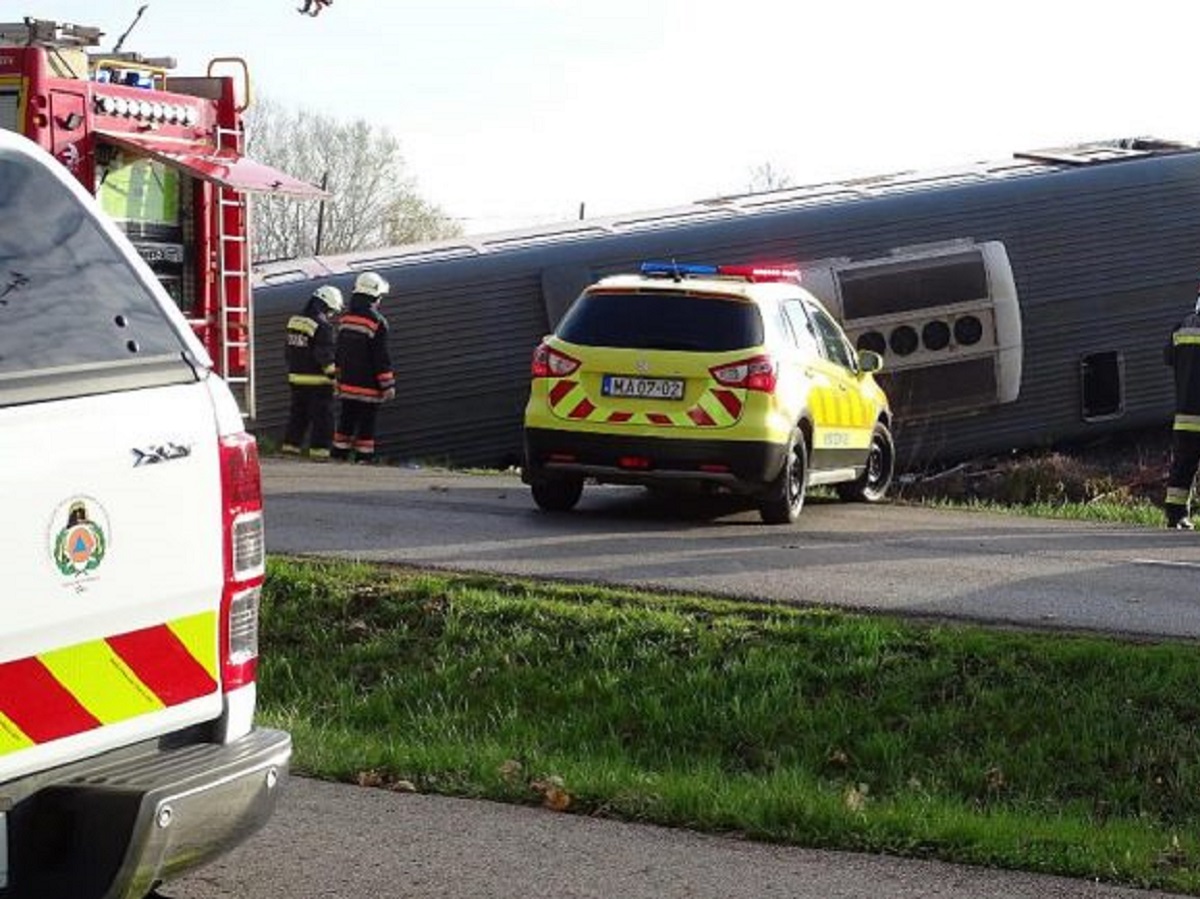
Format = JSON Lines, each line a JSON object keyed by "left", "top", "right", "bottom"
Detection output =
{"left": 748, "top": 161, "right": 794, "bottom": 193}
{"left": 244, "top": 97, "right": 462, "bottom": 262}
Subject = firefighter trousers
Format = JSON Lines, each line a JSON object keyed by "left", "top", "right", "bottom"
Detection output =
{"left": 1165, "top": 429, "right": 1200, "bottom": 523}
{"left": 332, "top": 399, "right": 380, "bottom": 462}
{"left": 283, "top": 384, "right": 335, "bottom": 459}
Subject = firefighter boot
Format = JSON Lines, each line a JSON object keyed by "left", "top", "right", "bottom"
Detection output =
{"left": 330, "top": 432, "right": 352, "bottom": 461}
{"left": 1166, "top": 507, "right": 1194, "bottom": 530}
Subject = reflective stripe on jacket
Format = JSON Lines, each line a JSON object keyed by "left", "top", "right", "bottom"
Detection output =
{"left": 1166, "top": 315, "right": 1200, "bottom": 426}
{"left": 285, "top": 299, "right": 337, "bottom": 387}
{"left": 335, "top": 293, "right": 395, "bottom": 402}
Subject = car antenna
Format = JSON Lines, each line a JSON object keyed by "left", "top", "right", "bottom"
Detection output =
{"left": 112, "top": 4, "right": 148, "bottom": 54}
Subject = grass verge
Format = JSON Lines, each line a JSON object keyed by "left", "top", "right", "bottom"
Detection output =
{"left": 260, "top": 556, "right": 1200, "bottom": 893}
{"left": 908, "top": 496, "right": 1166, "bottom": 527}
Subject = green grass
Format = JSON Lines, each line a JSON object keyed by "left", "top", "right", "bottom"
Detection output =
{"left": 908, "top": 496, "right": 1166, "bottom": 526}
{"left": 258, "top": 556, "right": 1200, "bottom": 893}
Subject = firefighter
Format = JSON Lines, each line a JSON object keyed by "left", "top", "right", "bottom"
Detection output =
{"left": 1164, "top": 288, "right": 1200, "bottom": 529}
{"left": 332, "top": 271, "right": 395, "bottom": 462}
{"left": 282, "top": 284, "right": 343, "bottom": 461}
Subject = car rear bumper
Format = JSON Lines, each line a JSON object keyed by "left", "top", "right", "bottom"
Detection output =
{"left": 4, "top": 727, "right": 291, "bottom": 899}
{"left": 523, "top": 427, "right": 788, "bottom": 491}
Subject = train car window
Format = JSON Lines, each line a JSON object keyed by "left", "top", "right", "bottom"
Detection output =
{"left": 1080, "top": 351, "right": 1124, "bottom": 421}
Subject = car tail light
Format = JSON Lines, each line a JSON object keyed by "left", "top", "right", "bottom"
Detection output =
{"left": 531, "top": 342, "right": 581, "bottom": 378}
{"left": 219, "top": 431, "right": 264, "bottom": 692}
{"left": 710, "top": 354, "right": 777, "bottom": 392}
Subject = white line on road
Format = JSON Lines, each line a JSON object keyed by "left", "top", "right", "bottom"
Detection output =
{"left": 1131, "top": 558, "right": 1200, "bottom": 570}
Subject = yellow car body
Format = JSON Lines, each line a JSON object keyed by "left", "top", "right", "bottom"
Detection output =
{"left": 522, "top": 263, "right": 893, "bottom": 523}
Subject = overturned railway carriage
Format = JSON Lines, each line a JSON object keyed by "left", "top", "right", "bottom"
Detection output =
{"left": 252, "top": 138, "right": 1200, "bottom": 470}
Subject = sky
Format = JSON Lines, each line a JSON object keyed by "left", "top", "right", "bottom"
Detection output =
{"left": 25, "top": 0, "right": 1200, "bottom": 235}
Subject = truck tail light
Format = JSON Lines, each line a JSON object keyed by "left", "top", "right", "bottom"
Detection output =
{"left": 219, "top": 431, "right": 264, "bottom": 692}
{"left": 710, "top": 354, "right": 778, "bottom": 392}
{"left": 531, "top": 342, "right": 580, "bottom": 378}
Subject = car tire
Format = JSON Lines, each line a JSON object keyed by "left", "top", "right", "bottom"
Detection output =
{"left": 836, "top": 421, "right": 895, "bottom": 503}
{"left": 531, "top": 475, "right": 584, "bottom": 512}
{"left": 759, "top": 428, "right": 808, "bottom": 525}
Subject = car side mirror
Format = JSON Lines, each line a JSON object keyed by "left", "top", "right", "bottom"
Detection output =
{"left": 857, "top": 349, "right": 884, "bottom": 374}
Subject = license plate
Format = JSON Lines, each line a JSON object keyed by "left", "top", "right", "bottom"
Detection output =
{"left": 602, "top": 375, "right": 684, "bottom": 400}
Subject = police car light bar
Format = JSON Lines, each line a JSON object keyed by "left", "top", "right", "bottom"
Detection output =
{"left": 640, "top": 262, "right": 717, "bottom": 278}
{"left": 640, "top": 261, "right": 801, "bottom": 284}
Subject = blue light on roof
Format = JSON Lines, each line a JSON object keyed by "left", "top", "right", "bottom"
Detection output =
{"left": 640, "top": 261, "right": 718, "bottom": 278}
{"left": 638, "top": 261, "right": 802, "bottom": 284}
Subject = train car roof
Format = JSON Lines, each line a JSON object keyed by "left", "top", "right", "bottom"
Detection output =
{"left": 253, "top": 136, "right": 1200, "bottom": 287}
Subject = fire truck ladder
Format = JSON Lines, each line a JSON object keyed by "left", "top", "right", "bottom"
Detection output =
{"left": 213, "top": 123, "right": 255, "bottom": 420}
{"left": 0, "top": 19, "right": 102, "bottom": 50}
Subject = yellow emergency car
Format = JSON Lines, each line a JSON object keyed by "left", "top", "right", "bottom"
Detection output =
{"left": 522, "top": 262, "right": 894, "bottom": 524}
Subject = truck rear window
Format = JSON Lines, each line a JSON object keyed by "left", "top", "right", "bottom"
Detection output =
{"left": 0, "top": 149, "right": 190, "bottom": 394}
{"left": 556, "top": 290, "right": 763, "bottom": 351}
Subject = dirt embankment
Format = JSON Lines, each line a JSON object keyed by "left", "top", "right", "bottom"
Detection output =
{"left": 895, "top": 429, "right": 1173, "bottom": 507}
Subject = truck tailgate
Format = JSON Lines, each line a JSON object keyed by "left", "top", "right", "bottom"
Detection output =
{"left": 0, "top": 381, "right": 225, "bottom": 782}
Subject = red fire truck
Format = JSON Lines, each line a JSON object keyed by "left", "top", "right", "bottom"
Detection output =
{"left": 0, "top": 17, "right": 323, "bottom": 417}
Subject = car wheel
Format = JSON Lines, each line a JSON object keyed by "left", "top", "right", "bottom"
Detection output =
{"left": 530, "top": 475, "right": 584, "bottom": 512}
{"left": 759, "top": 428, "right": 808, "bottom": 524}
{"left": 836, "top": 422, "right": 895, "bottom": 503}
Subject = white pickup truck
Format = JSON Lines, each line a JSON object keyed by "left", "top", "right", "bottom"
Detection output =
{"left": 0, "top": 130, "right": 290, "bottom": 897}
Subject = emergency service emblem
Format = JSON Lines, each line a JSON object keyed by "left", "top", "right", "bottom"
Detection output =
{"left": 50, "top": 497, "right": 109, "bottom": 578}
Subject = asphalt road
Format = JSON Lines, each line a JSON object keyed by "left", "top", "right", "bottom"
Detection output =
{"left": 260, "top": 458, "right": 1200, "bottom": 639}
{"left": 169, "top": 458, "right": 1200, "bottom": 898}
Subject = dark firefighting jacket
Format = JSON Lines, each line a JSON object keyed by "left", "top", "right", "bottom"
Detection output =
{"left": 285, "top": 297, "right": 337, "bottom": 387}
{"left": 1165, "top": 310, "right": 1200, "bottom": 432}
{"left": 335, "top": 292, "right": 395, "bottom": 402}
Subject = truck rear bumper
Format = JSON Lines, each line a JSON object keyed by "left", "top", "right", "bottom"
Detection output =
{"left": 4, "top": 727, "right": 291, "bottom": 899}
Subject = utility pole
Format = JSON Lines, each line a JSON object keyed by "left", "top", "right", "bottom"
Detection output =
{"left": 314, "top": 171, "right": 329, "bottom": 254}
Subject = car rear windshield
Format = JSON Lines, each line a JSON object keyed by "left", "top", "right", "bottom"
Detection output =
{"left": 556, "top": 290, "right": 763, "bottom": 351}
{"left": 0, "top": 148, "right": 192, "bottom": 403}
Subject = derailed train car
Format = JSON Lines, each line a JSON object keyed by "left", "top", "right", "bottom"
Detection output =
{"left": 251, "top": 137, "right": 1200, "bottom": 470}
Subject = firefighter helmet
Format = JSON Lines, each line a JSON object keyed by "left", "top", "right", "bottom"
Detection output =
{"left": 354, "top": 271, "right": 389, "bottom": 299}
{"left": 312, "top": 284, "right": 344, "bottom": 313}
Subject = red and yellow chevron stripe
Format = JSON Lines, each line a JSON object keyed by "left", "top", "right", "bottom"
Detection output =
{"left": 0, "top": 611, "right": 218, "bottom": 756}
{"left": 547, "top": 379, "right": 745, "bottom": 428}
